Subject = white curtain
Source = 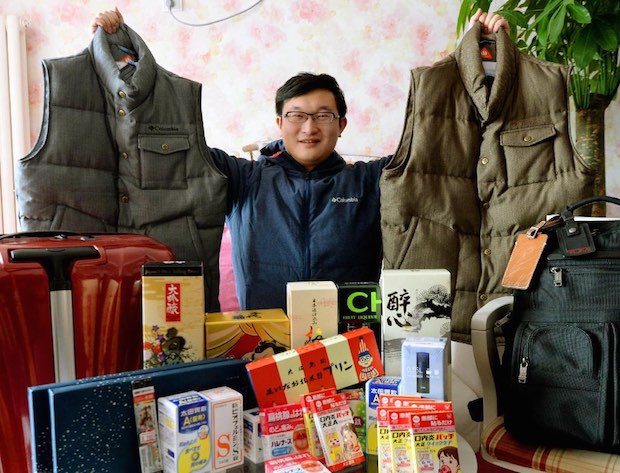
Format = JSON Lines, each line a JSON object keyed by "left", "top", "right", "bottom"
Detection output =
{"left": 0, "top": 15, "right": 30, "bottom": 234}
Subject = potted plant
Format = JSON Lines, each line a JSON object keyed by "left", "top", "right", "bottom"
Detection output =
{"left": 457, "top": 0, "right": 620, "bottom": 215}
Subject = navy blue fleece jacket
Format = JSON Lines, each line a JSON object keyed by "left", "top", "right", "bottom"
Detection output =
{"left": 211, "top": 140, "right": 390, "bottom": 311}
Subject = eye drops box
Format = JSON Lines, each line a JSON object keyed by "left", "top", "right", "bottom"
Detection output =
{"left": 401, "top": 337, "right": 449, "bottom": 401}
{"left": 157, "top": 390, "right": 211, "bottom": 473}
{"left": 364, "top": 376, "right": 402, "bottom": 455}
{"left": 199, "top": 386, "right": 244, "bottom": 472}
{"left": 380, "top": 269, "right": 451, "bottom": 376}
{"left": 142, "top": 261, "right": 205, "bottom": 368}
{"left": 286, "top": 281, "right": 338, "bottom": 349}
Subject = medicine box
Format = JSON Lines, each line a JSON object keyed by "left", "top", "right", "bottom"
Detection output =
{"left": 286, "top": 281, "right": 338, "bottom": 349}
{"left": 337, "top": 282, "right": 382, "bottom": 350}
{"left": 364, "top": 376, "right": 401, "bottom": 455}
{"left": 199, "top": 386, "right": 244, "bottom": 472}
{"left": 243, "top": 408, "right": 263, "bottom": 464}
{"left": 205, "top": 308, "right": 290, "bottom": 360}
{"left": 401, "top": 337, "right": 449, "bottom": 400}
{"left": 142, "top": 261, "right": 205, "bottom": 368}
{"left": 380, "top": 269, "right": 451, "bottom": 376}
{"left": 157, "top": 390, "right": 211, "bottom": 473}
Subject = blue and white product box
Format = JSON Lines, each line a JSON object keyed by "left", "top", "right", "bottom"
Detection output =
{"left": 243, "top": 407, "right": 263, "bottom": 464}
{"left": 380, "top": 269, "right": 451, "bottom": 376}
{"left": 364, "top": 376, "right": 401, "bottom": 455}
{"left": 401, "top": 336, "right": 449, "bottom": 400}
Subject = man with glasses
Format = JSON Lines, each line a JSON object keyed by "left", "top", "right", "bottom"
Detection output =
{"left": 90, "top": 9, "right": 507, "bottom": 313}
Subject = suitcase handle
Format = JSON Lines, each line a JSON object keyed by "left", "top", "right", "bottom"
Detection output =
{"left": 0, "top": 231, "right": 85, "bottom": 241}
{"left": 563, "top": 195, "right": 620, "bottom": 216}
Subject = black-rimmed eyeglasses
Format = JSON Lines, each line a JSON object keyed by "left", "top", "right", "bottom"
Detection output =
{"left": 283, "top": 111, "right": 340, "bottom": 124}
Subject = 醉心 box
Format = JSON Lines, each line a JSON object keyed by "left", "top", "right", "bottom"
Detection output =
{"left": 364, "top": 376, "right": 402, "bottom": 455}
{"left": 401, "top": 337, "right": 449, "bottom": 400}
{"left": 205, "top": 309, "right": 290, "bottom": 360}
{"left": 199, "top": 386, "right": 243, "bottom": 472}
{"left": 142, "top": 261, "right": 205, "bottom": 368}
{"left": 243, "top": 408, "right": 263, "bottom": 464}
{"left": 157, "top": 391, "right": 211, "bottom": 473}
{"left": 337, "top": 282, "right": 382, "bottom": 349}
{"left": 287, "top": 281, "right": 338, "bottom": 349}
{"left": 380, "top": 269, "right": 451, "bottom": 376}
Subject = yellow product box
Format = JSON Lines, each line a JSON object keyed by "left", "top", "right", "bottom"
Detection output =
{"left": 205, "top": 309, "right": 290, "bottom": 360}
{"left": 380, "top": 269, "right": 451, "bottom": 376}
{"left": 409, "top": 410, "right": 458, "bottom": 473}
{"left": 286, "top": 281, "right": 338, "bottom": 349}
{"left": 142, "top": 261, "right": 205, "bottom": 368}
{"left": 157, "top": 390, "right": 211, "bottom": 473}
{"left": 199, "top": 386, "right": 244, "bottom": 472}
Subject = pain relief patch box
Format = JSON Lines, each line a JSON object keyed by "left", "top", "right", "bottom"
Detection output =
{"left": 287, "top": 281, "right": 338, "bottom": 349}
{"left": 246, "top": 327, "right": 383, "bottom": 409}
{"left": 205, "top": 309, "right": 290, "bottom": 360}
{"left": 142, "top": 261, "right": 205, "bottom": 369}
{"left": 380, "top": 269, "right": 451, "bottom": 376}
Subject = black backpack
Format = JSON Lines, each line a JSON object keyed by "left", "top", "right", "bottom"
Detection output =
{"left": 501, "top": 196, "right": 620, "bottom": 453}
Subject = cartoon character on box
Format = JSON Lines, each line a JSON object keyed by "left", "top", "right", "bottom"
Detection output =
{"left": 325, "top": 432, "right": 343, "bottom": 463}
{"left": 293, "top": 425, "right": 309, "bottom": 452}
{"left": 244, "top": 340, "right": 288, "bottom": 360}
{"left": 438, "top": 446, "right": 460, "bottom": 473}
{"left": 340, "top": 423, "right": 361, "bottom": 460}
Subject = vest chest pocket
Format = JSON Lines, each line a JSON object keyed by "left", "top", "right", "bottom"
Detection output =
{"left": 500, "top": 125, "right": 557, "bottom": 186}
{"left": 138, "top": 134, "right": 189, "bottom": 189}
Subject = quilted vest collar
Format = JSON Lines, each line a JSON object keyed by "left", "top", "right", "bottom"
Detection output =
{"left": 89, "top": 23, "right": 157, "bottom": 112}
{"left": 455, "top": 22, "right": 519, "bottom": 123}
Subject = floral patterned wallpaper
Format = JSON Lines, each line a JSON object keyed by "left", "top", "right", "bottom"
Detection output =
{"left": 3, "top": 0, "right": 620, "bottom": 212}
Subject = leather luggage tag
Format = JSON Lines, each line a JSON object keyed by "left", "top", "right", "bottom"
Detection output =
{"left": 502, "top": 233, "right": 548, "bottom": 290}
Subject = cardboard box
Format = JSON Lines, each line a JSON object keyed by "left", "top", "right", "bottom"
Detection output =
{"left": 157, "top": 391, "right": 211, "bottom": 473}
{"left": 243, "top": 408, "right": 263, "bottom": 464}
{"left": 337, "top": 282, "right": 382, "bottom": 350}
{"left": 287, "top": 281, "right": 338, "bottom": 349}
{"left": 199, "top": 386, "right": 244, "bottom": 472}
{"left": 364, "top": 376, "right": 402, "bottom": 455}
{"left": 401, "top": 337, "right": 449, "bottom": 400}
{"left": 380, "top": 269, "right": 451, "bottom": 376}
{"left": 246, "top": 327, "right": 383, "bottom": 409}
{"left": 142, "top": 261, "right": 205, "bottom": 368}
{"left": 205, "top": 309, "right": 290, "bottom": 360}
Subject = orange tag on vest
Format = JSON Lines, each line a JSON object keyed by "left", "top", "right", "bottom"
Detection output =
{"left": 502, "top": 233, "right": 548, "bottom": 290}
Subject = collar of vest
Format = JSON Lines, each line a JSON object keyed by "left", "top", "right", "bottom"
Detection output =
{"left": 89, "top": 24, "right": 157, "bottom": 111}
{"left": 455, "top": 23, "right": 519, "bottom": 123}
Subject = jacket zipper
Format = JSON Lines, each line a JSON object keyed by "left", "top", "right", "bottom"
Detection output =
{"left": 302, "top": 172, "right": 311, "bottom": 280}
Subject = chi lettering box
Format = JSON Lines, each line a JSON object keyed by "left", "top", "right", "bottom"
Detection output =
{"left": 286, "top": 281, "right": 338, "bottom": 349}
{"left": 199, "top": 386, "right": 244, "bottom": 472}
{"left": 337, "top": 282, "right": 382, "bottom": 349}
{"left": 243, "top": 408, "right": 263, "bottom": 464}
{"left": 401, "top": 336, "right": 449, "bottom": 400}
{"left": 157, "top": 390, "right": 211, "bottom": 473}
{"left": 380, "top": 269, "right": 451, "bottom": 376}
{"left": 205, "top": 309, "right": 290, "bottom": 360}
{"left": 364, "top": 376, "right": 402, "bottom": 455}
{"left": 142, "top": 261, "right": 205, "bottom": 368}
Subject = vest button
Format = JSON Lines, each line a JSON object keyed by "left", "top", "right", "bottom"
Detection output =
{"left": 120, "top": 195, "right": 129, "bottom": 203}
{"left": 480, "top": 294, "right": 488, "bottom": 301}
{"left": 118, "top": 109, "right": 126, "bottom": 117}
{"left": 523, "top": 135, "right": 533, "bottom": 142}
{"left": 483, "top": 248, "right": 492, "bottom": 256}
{"left": 118, "top": 90, "right": 126, "bottom": 98}
{"left": 161, "top": 143, "right": 169, "bottom": 151}
{"left": 481, "top": 157, "right": 489, "bottom": 165}
{"left": 120, "top": 152, "right": 128, "bottom": 159}
{"left": 482, "top": 202, "right": 490, "bottom": 209}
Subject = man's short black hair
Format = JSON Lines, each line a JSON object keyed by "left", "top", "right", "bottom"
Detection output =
{"left": 275, "top": 72, "right": 347, "bottom": 118}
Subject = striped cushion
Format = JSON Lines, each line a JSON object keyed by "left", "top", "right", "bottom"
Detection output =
{"left": 483, "top": 417, "right": 620, "bottom": 472}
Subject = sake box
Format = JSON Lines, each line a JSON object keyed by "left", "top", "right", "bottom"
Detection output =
{"left": 142, "top": 261, "right": 205, "bottom": 368}
{"left": 337, "top": 282, "right": 382, "bottom": 349}
{"left": 286, "top": 281, "right": 338, "bottom": 349}
{"left": 205, "top": 308, "right": 290, "bottom": 360}
{"left": 380, "top": 269, "right": 451, "bottom": 376}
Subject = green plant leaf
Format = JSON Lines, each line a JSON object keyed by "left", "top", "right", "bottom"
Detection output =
{"left": 566, "top": 4, "right": 591, "bottom": 24}
{"left": 594, "top": 22, "right": 618, "bottom": 51}
{"left": 500, "top": 10, "right": 529, "bottom": 28}
{"left": 573, "top": 26, "right": 598, "bottom": 69}
{"left": 548, "top": 6, "right": 567, "bottom": 44}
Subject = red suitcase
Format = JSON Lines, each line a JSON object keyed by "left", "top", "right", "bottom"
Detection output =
{"left": 0, "top": 232, "right": 174, "bottom": 473}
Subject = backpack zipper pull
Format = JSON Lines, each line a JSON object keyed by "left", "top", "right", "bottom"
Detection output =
{"left": 518, "top": 357, "right": 529, "bottom": 384}
{"left": 550, "top": 267, "right": 563, "bottom": 287}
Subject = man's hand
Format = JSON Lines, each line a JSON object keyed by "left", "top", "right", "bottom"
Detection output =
{"left": 469, "top": 8, "right": 510, "bottom": 34}
{"left": 90, "top": 7, "right": 124, "bottom": 35}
